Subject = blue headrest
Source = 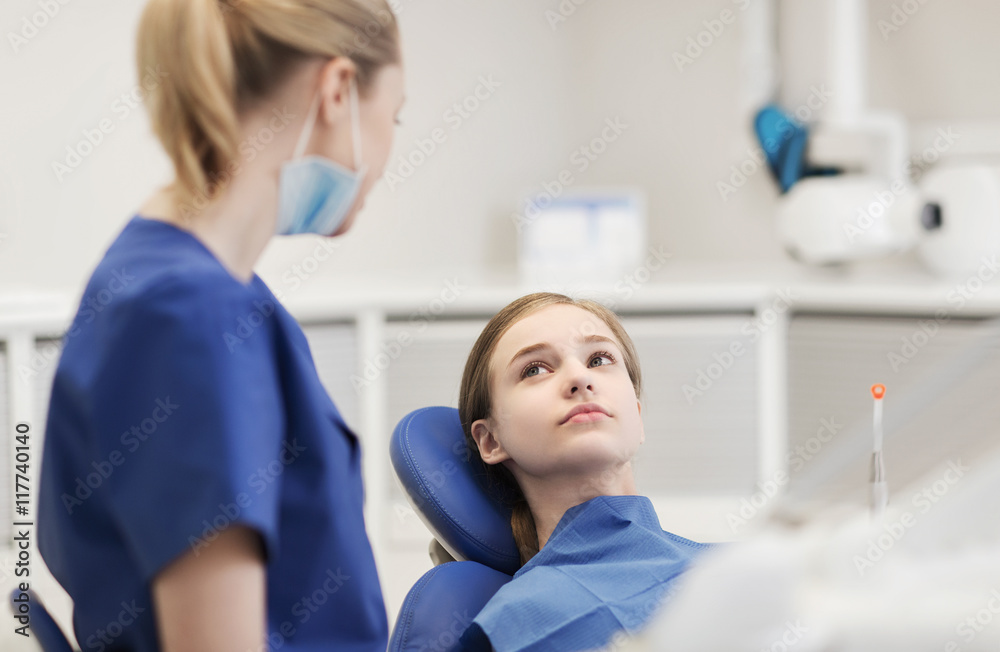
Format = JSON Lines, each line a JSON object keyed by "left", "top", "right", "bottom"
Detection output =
{"left": 390, "top": 406, "right": 521, "bottom": 576}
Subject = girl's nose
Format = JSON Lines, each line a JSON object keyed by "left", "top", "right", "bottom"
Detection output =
{"left": 565, "top": 360, "right": 595, "bottom": 395}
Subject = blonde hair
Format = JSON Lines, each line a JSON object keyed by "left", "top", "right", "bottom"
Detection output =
{"left": 136, "top": 0, "right": 400, "bottom": 215}
{"left": 458, "top": 293, "right": 643, "bottom": 567}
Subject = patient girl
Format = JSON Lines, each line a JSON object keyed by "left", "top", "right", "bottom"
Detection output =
{"left": 458, "top": 292, "right": 712, "bottom": 652}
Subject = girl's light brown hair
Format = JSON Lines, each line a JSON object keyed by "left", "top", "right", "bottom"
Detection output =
{"left": 458, "top": 292, "right": 643, "bottom": 567}
{"left": 136, "top": 0, "right": 400, "bottom": 215}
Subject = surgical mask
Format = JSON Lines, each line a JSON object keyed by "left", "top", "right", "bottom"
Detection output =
{"left": 275, "top": 78, "right": 368, "bottom": 236}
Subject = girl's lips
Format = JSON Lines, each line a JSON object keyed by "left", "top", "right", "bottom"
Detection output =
{"left": 560, "top": 402, "right": 610, "bottom": 424}
{"left": 564, "top": 411, "right": 610, "bottom": 424}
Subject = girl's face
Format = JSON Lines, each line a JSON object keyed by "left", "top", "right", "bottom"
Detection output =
{"left": 472, "top": 304, "right": 644, "bottom": 483}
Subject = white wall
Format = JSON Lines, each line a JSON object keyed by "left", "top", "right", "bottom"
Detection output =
{"left": 3, "top": 1, "right": 1000, "bottom": 300}
{"left": 0, "top": 0, "right": 587, "bottom": 299}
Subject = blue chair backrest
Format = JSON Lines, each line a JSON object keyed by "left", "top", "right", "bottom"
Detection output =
{"left": 388, "top": 406, "right": 519, "bottom": 651}
{"left": 8, "top": 587, "right": 76, "bottom": 652}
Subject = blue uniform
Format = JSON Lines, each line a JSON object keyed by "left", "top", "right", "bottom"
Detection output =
{"left": 460, "top": 495, "right": 711, "bottom": 652}
{"left": 38, "top": 215, "right": 387, "bottom": 651}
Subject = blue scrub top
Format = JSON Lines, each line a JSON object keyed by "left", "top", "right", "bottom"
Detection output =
{"left": 38, "top": 215, "right": 387, "bottom": 651}
{"left": 461, "top": 495, "right": 712, "bottom": 652}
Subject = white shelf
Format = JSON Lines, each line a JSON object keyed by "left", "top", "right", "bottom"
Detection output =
{"left": 8, "top": 260, "right": 1000, "bottom": 328}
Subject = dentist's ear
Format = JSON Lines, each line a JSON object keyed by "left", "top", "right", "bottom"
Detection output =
{"left": 317, "top": 56, "right": 358, "bottom": 125}
{"left": 471, "top": 418, "right": 511, "bottom": 465}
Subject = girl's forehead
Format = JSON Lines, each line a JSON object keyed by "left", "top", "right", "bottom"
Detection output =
{"left": 492, "top": 305, "right": 617, "bottom": 363}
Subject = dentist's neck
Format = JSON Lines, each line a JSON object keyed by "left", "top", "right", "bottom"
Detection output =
{"left": 141, "top": 101, "right": 294, "bottom": 286}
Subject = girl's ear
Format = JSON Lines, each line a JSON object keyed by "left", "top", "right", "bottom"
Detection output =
{"left": 471, "top": 418, "right": 510, "bottom": 465}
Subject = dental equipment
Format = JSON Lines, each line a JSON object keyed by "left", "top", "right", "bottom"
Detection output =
{"left": 870, "top": 383, "right": 887, "bottom": 524}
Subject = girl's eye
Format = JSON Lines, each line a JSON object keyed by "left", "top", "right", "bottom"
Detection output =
{"left": 521, "top": 362, "right": 548, "bottom": 379}
{"left": 589, "top": 351, "right": 615, "bottom": 367}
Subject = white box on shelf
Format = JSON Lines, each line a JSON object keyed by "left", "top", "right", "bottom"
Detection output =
{"left": 517, "top": 188, "right": 647, "bottom": 287}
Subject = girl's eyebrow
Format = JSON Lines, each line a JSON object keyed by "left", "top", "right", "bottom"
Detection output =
{"left": 506, "top": 342, "right": 550, "bottom": 372}
{"left": 505, "top": 334, "right": 618, "bottom": 371}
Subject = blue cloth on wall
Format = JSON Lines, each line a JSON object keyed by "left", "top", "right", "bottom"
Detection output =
{"left": 38, "top": 215, "right": 387, "bottom": 651}
{"left": 460, "top": 495, "right": 712, "bottom": 652}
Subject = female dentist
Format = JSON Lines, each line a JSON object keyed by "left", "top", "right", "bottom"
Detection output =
{"left": 37, "top": 0, "right": 404, "bottom": 651}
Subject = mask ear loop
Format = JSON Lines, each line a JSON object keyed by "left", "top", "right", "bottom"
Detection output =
{"left": 292, "top": 90, "right": 322, "bottom": 160}
{"left": 349, "top": 76, "right": 366, "bottom": 173}
{"left": 294, "top": 77, "right": 364, "bottom": 171}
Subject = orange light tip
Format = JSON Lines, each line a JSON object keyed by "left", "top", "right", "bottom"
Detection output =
{"left": 871, "top": 383, "right": 885, "bottom": 400}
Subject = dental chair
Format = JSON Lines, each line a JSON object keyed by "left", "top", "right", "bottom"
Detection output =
{"left": 7, "top": 587, "right": 76, "bottom": 652}
{"left": 388, "top": 406, "right": 521, "bottom": 652}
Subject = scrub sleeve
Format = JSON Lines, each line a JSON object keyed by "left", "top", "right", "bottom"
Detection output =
{"left": 90, "top": 271, "right": 285, "bottom": 579}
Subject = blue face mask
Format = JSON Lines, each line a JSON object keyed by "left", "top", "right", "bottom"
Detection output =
{"left": 275, "top": 78, "right": 368, "bottom": 236}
